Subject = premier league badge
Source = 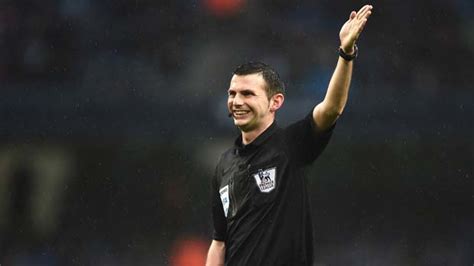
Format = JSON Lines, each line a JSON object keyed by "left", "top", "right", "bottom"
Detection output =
{"left": 253, "top": 167, "right": 276, "bottom": 193}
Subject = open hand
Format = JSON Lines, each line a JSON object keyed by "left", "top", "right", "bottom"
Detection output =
{"left": 339, "top": 5, "right": 373, "bottom": 54}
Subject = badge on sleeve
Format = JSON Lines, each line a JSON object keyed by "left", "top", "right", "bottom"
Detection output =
{"left": 219, "top": 185, "right": 230, "bottom": 217}
{"left": 253, "top": 167, "right": 276, "bottom": 193}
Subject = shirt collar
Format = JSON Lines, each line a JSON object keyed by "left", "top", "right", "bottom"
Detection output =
{"left": 234, "top": 121, "right": 278, "bottom": 153}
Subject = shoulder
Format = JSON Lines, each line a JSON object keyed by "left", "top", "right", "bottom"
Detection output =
{"left": 219, "top": 147, "right": 235, "bottom": 164}
{"left": 284, "top": 111, "right": 335, "bottom": 139}
{"left": 281, "top": 111, "right": 336, "bottom": 166}
{"left": 214, "top": 147, "right": 235, "bottom": 174}
{"left": 283, "top": 112, "right": 314, "bottom": 139}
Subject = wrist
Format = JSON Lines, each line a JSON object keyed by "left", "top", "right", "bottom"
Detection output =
{"left": 338, "top": 44, "right": 358, "bottom": 61}
{"left": 341, "top": 45, "right": 355, "bottom": 54}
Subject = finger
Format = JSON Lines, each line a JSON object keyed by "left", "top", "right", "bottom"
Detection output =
{"left": 363, "top": 9, "right": 373, "bottom": 19}
{"left": 356, "top": 5, "right": 373, "bottom": 20}
{"left": 349, "top": 11, "right": 356, "bottom": 20}
{"left": 356, "top": 9, "right": 371, "bottom": 23}
{"left": 356, "top": 6, "right": 370, "bottom": 20}
{"left": 361, "top": 8, "right": 373, "bottom": 23}
{"left": 357, "top": 19, "right": 368, "bottom": 34}
{"left": 356, "top": 11, "right": 372, "bottom": 25}
{"left": 355, "top": 5, "right": 369, "bottom": 18}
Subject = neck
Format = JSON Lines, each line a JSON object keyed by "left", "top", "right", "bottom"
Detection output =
{"left": 241, "top": 120, "right": 274, "bottom": 145}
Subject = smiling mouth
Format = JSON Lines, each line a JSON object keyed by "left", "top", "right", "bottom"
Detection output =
{"left": 233, "top": 110, "right": 250, "bottom": 117}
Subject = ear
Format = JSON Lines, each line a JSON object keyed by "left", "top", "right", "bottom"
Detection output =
{"left": 270, "top": 93, "right": 284, "bottom": 113}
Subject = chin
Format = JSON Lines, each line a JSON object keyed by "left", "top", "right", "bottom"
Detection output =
{"left": 235, "top": 121, "right": 257, "bottom": 133}
{"left": 233, "top": 119, "right": 247, "bottom": 128}
{"left": 234, "top": 120, "right": 247, "bottom": 127}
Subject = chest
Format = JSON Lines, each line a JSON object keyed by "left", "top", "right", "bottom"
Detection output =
{"left": 218, "top": 149, "right": 289, "bottom": 218}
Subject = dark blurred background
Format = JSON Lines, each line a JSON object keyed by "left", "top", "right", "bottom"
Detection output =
{"left": 0, "top": 0, "right": 473, "bottom": 265}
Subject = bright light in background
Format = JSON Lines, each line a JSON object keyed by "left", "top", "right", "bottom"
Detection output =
{"left": 169, "top": 236, "right": 208, "bottom": 266}
{"left": 203, "top": 0, "right": 246, "bottom": 17}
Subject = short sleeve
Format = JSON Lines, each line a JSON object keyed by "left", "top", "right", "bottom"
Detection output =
{"left": 211, "top": 164, "right": 227, "bottom": 241}
{"left": 284, "top": 111, "right": 335, "bottom": 167}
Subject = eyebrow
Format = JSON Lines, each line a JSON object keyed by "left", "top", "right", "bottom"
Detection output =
{"left": 241, "top": 89, "right": 256, "bottom": 95}
{"left": 227, "top": 88, "right": 256, "bottom": 94}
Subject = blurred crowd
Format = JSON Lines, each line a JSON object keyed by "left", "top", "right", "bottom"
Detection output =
{"left": 0, "top": 0, "right": 473, "bottom": 265}
{"left": 1, "top": 0, "right": 472, "bottom": 137}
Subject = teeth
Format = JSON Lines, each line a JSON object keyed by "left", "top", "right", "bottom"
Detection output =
{"left": 234, "top": 110, "right": 249, "bottom": 115}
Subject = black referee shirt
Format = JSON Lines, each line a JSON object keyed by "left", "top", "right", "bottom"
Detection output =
{"left": 211, "top": 112, "right": 334, "bottom": 266}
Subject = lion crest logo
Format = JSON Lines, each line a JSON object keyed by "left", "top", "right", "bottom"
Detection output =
{"left": 253, "top": 167, "right": 276, "bottom": 193}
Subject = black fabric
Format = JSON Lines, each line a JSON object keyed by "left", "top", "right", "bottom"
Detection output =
{"left": 211, "top": 112, "right": 334, "bottom": 266}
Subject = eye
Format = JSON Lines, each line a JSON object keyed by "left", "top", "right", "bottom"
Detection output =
{"left": 241, "top": 90, "right": 254, "bottom": 97}
{"left": 228, "top": 91, "right": 235, "bottom": 97}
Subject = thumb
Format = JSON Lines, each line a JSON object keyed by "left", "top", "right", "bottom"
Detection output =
{"left": 349, "top": 11, "right": 356, "bottom": 20}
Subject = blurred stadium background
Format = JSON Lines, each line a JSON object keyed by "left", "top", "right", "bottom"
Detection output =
{"left": 0, "top": 0, "right": 473, "bottom": 265}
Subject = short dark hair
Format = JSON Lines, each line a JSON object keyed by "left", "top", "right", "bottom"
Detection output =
{"left": 233, "top": 62, "right": 285, "bottom": 98}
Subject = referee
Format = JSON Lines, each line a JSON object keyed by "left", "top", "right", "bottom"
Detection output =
{"left": 207, "top": 5, "right": 373, "bottom": 266}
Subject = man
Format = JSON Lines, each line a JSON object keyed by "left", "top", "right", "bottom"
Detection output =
{"left": 207, "top": 5, "right": 373, "bottom": 265}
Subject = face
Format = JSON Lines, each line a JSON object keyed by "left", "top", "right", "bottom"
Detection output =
{"left": 227, "top": 73, "right": 282, "bottom": 132}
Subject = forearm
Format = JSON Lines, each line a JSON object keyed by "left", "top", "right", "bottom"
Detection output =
{"left": 324, "top": 56, "right": 353, "bottom": 114}
{"left": 313, "top": 56, "right": 353, "bottom": 129}
{"left": 206, "top": 240, "right": 225, "bottom": 266}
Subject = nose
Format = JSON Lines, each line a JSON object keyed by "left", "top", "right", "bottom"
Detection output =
{"left": 233, "top": 93, "right": 244, "bottom": 106}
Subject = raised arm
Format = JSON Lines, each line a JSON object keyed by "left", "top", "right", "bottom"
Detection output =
{"left": 313, "top": 4, "right": 373, "bottom": 130}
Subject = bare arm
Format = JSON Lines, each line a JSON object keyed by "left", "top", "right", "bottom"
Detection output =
{"left": 206, "top": 240, "right": 225, "bottom": 266}
{"left": 313, "top": 5, "right": 373, "bottom": 130}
